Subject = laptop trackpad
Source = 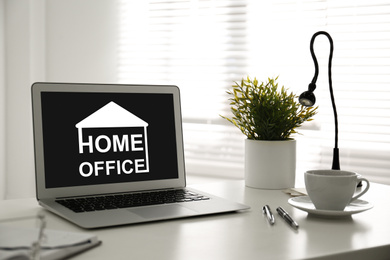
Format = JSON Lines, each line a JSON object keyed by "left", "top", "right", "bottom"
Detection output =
{"left": 128, "top": 204, "right": 197, "bottom": 219}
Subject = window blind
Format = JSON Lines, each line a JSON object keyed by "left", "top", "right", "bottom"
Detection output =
{"left": 246, "top": 0, "right": 390, "bottom": 184}
{"left": 118, "top": 0, "right": 390, "bottom": 184}
{"left": 118, "top": 0, "right": 248, "bottom": 178}
{"left": 324, "top": 0, "right": 390, "bottom": 184}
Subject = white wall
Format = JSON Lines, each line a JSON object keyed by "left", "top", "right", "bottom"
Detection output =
{"left": 3, "top": 0, "right": 37, "bottom": 199}
{"left": 1, "top": 0, "right": 118, "bottom": 199}
{"left": 45, "top": 0, "right": 117, "bottom": 83}
{"left": 0, "top": 0, "right": 6, "bottom": 199}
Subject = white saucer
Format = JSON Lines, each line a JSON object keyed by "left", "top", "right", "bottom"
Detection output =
{"left": 288, "top": 196, "right": 373, "bottom": 217}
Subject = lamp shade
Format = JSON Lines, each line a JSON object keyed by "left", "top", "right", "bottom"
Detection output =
{"left": 298, "top": 91, "right": 316, "bottom": 107}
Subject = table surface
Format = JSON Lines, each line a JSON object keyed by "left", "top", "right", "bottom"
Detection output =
{"left": 1, "top": 180, "right": 390, "bottom": 260}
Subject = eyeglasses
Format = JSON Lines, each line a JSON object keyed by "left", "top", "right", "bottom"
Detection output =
{"left": 0, "top": 211, "right": 92, "bottom": 260}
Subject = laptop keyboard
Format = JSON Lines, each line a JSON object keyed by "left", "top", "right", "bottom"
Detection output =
{"left": 56, "top": 189, "right": 210, "bottom": 213}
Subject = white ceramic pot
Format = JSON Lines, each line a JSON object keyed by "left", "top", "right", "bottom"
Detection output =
{"left": 245, "top": 139, "right": 296, "bottom": 189}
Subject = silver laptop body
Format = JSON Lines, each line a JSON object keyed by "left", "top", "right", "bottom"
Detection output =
{"left": 31, "top": 82, "right": 249, "bottom": 229}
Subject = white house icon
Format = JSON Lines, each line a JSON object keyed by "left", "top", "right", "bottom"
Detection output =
{"left": 76, "top": 101, "right": 149, "bottom": 174}
{"left": 75, "top": 101, "right": 148, "bottom": 129}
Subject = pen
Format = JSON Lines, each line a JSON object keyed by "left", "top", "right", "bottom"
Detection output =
{"left": 276, "top": 206, "right": 299, "bottom": 229}
{"left": 262, "top": 205, "right": 275, "bottom": 225}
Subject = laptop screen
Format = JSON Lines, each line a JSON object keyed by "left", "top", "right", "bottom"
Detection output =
{"left": 39, "top": 91, "right": 179, "bottom": 189}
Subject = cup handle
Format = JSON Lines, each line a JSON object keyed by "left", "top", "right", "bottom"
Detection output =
{"left": 351, "top": 177, "right": 370, "bottom": 201}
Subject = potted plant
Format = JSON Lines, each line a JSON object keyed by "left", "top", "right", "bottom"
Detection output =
{"left": 221, "top": 76, "right": 317, "bottom": 189}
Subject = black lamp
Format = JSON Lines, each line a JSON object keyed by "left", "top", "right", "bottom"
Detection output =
{"left": 299, "top": 31, "right": 340, "bottom": 170}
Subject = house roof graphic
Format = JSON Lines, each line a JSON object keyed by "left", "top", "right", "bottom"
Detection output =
{"left": 76, "top": 101, "right": 148, "bottom": 129}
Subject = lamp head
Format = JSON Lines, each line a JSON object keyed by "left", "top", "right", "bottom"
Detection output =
{"left": 299, "top": 82, "right": 317, "bottom": 107}
{"left": 299, "top": 91, "right": 316, "bottom": 107}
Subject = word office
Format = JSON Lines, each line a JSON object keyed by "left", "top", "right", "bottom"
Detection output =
{"left": 76, "top": 101, "right": 150, "bottom": 177}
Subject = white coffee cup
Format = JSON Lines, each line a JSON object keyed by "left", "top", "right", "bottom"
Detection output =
{"left": 304, "top": 170, "right": 370, "bottom": 211}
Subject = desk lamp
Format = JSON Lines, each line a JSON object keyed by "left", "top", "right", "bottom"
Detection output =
{"left": 298, "top": 31, "right": 340, "bottom": 170}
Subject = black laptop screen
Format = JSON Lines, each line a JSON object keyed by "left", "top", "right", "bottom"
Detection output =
{"left": 40, "top": 92, "right": 179, "bottom": 188}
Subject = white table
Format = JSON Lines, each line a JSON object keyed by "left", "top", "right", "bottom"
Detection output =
{"left": 1, "top": 180, "right": 389, "bottom": 260}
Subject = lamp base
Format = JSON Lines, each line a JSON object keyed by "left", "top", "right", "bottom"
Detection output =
{"left": 331, "top": 148, "right": 340, "bottom": 170}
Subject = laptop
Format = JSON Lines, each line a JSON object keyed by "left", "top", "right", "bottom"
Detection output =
{"left": 31, "top": 82, "right": 249, "bottom": 229}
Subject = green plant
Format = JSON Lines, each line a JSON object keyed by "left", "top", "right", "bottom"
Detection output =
{"left": 221, "top": 76, "right": 317, "bottom": 140}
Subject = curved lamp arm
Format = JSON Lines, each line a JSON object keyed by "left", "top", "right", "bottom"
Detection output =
{"left": 299, "top": 31, "right": 340, "bottom": 170}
